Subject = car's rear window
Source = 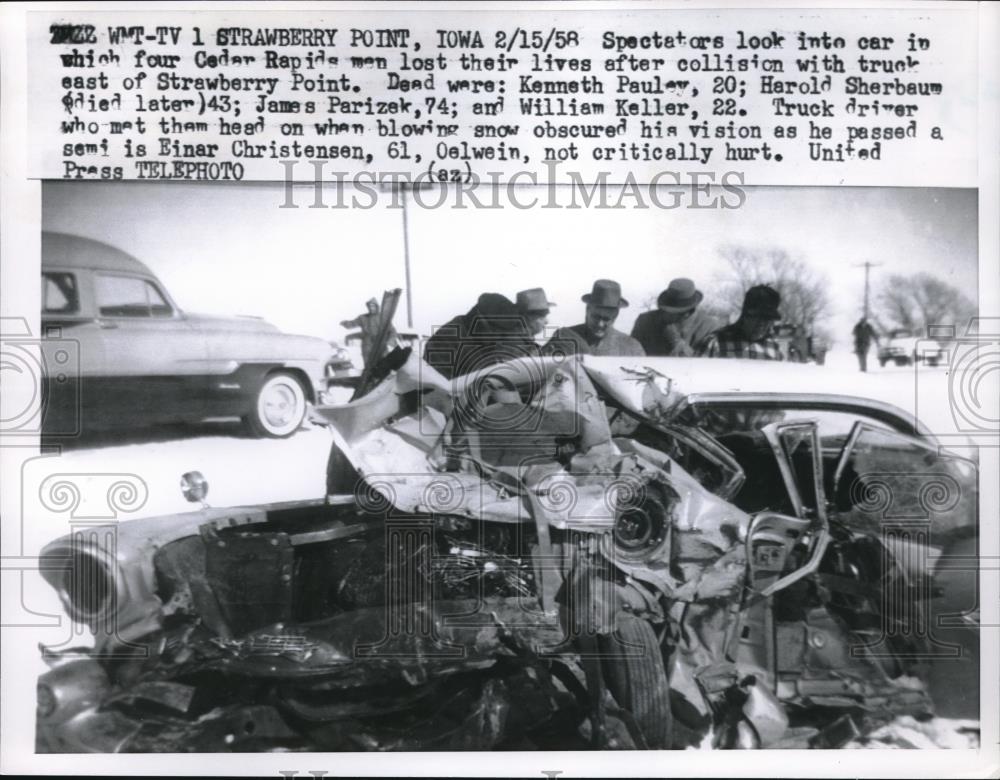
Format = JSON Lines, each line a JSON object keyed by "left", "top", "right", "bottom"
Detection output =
{"left": 42, "top": 272, "right": 79, "bottom": 314}
{"left": 95, "top": 274, "right": 172, "bottom": 318}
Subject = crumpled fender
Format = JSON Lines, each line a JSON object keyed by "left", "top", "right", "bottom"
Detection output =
{"left": 557, "top": 556, "right": 664, "bottom": 637}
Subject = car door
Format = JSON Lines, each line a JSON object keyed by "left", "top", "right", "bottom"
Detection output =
{"left": 737, "top": 422, "right": 830, "bottom": 688}
{"left": 40, "top": 268, "right": 104, "bottom": 434}
{"left": 86, "top": 272, "right": 211, "bottom": 423}
{"left": 828, "top": 421, "right": 979, "bottom": 714}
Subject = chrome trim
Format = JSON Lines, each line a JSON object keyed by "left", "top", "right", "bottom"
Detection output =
{"left": 676, "top": 392, "right": 934, "bottom": 442}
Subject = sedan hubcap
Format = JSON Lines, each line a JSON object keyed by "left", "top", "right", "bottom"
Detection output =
{"left": 262, "top": 384, "right": 297, "bottom": 427}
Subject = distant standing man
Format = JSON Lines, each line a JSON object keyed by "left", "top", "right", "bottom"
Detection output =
{"left": 852, "top": 317, "right": 879, "bottom": 372}
{"left": 341, "top": 297, "right": 397, "bottom": 367}
{"left": 700, "top": 285, "right": 785, "bottom": 361}
{"left": 516, "top": 287, "right": 556, "bottom": 345}
{"left": 631, "top": 278, "right": 715, "bottom": 356}
{"left": 545, "top": 279, "right": 645, "bottom": 357}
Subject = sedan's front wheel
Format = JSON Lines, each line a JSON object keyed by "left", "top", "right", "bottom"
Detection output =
{"left": 245, "top": 372, "right": 307, "bottom": 438}
{"left": 599, "top": 615, "right": 673, "bottom": 749}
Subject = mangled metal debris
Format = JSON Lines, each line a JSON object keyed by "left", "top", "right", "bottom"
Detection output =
{"left": 36, "top": 351, "right": 977, "bottom": 751}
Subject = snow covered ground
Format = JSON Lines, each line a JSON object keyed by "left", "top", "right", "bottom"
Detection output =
{"left": 844, "top": 717, "right": 981, "bottom": 750}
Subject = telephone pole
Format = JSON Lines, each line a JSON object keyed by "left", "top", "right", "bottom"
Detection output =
{"left": 854, "top": 261, "right": 882, "bottom": 320}
{"left": 401, "top": 188, "right": 413, "bottom": 328}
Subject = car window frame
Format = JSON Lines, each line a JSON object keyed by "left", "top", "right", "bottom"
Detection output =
{"left": 94, "top": 272, "right": 176, "bottom": 320}
{"left": 760, "top": 421, "right": 828, "bottom": 523}
{"left": 41, "top": 271, "right": 81, "bottom": 316}
{"left": 673, "top": 392, "right": 934, "bottom": 442}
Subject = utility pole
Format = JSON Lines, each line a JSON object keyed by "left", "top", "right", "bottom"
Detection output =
{"left": 854, "top": 261, "right": 882, "bottom": 320}
{"left": 401, "top": 186, "right": 414, "bottom": 329}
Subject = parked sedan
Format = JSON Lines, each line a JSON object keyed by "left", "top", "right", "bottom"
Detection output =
{"left": 34, "top": 354, "right": 978, "bottom": 751}
{"left": 41, "top": 233, "right": 340, "bottom": 438}
{"left": 878, "top": 329, "right": 946, "bottom": 367}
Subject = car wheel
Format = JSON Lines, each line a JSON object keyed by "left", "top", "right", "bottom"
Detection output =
{"left": 598, "top": 615, "right": 673, "bottom": 749}
{"left": 245, "top": 372, "right": 307, "bottom": 438}
{"left": 878, "top": 358, "right": 888, "bottom": 367}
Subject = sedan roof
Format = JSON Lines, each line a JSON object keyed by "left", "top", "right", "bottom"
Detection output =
{"left": 581, "top": 356, "right": 897, "bottom": 400}
{"left": 580, "top": 356, "right": 930, "bottom": 437}
{"left": 42, "top": 232, "right": 155, "bottom": 276}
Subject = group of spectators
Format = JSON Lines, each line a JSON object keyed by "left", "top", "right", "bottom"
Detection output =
{"left": 416, "top": 277, "right": 788, "bottom": 379}
{"left": 344, "top": 284, "right": 892, "bottom": 378}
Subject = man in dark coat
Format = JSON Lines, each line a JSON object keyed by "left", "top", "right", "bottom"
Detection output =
{"left": 852, "top": 318, "right": 879, "bottom": 372}
{"left": 544, "top": 279, "right": 645, "bottom": 357}
{"left": 341, "top": 297, "right": 397, "bottom": 367}
{"left": 631, "top": 278, "right": 716, "bottom": 356}
{"left": 700, "top": 285, "right": 785, "bottom": 361}
{"left": 423, "top": 293, "right": 539, "bottom": 379}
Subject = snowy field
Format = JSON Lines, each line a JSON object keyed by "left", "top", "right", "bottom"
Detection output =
{"left": 3, "top": 350, "right": 985, "bottom": 751}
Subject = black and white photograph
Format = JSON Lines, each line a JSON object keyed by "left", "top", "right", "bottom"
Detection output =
{"left": 19, "top": 180, "right": 984, "bottom": 753}
{"left": 1, "top": 1, "right": 998, "bottom": 777}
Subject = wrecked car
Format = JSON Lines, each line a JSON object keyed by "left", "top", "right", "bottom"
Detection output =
{"left": 35, "top": 353, "right": 978, "bottom": 751}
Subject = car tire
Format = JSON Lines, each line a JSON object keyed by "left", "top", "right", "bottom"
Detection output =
{"left": 245, "top": 372, "right": 307, "bottom": 438}
{"left": 878, "top": 358, "right": 888, "bottom": 367}
{"left": 598, "top": 615, "right": 673, "bottom": 749}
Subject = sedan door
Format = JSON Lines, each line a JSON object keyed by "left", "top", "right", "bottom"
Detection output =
{"left": 86, "top": 272, "right": 211, "bottom": 424}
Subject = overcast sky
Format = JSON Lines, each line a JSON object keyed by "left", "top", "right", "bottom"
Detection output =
{"left": 42, "top": 182, "right": 977, "bottom": 352}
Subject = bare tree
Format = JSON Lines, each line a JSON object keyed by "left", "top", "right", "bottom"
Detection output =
{"left": 709, "top": 245, "right": 833, "bottom": 341}
{"left": 875, "top": 273, "right": 976, "bottom": 335}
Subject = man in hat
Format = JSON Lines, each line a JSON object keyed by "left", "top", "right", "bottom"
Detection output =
{"left": 424, "top": 292, "right": 538, "bottom": 379}
{"left": 516, "top": 287, "right": 555, "bottom": 345}
{"left": 341, "top": 296, "right": 398, "bottom": 367}
{"left": 700, "top": 285, "right": 785, "bottom": 360}
{"left": 631, "top": 278, "right": 717, "bottom": 357}
{"left": 544, "top": 279, "right": 645, "bottom": 357}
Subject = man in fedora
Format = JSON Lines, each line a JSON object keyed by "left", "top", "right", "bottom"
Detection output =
{"left": 631, "top": 278, "right": 716, "bottom": 357}
{"left": 700, "top": 284, "right": 785, "bottom": 360}
{"left": 544, "top": 279, "right": 645, "bottom": 357}
{"left": 516, "top": 287, "right": 555, "bottom": 344}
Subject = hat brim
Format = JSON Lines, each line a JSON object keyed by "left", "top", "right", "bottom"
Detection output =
{"left": 658, "top": 290, "right": 703, "bottom": 313}
{"left": 582, "top": 294, "right": 629, "bottom": 308}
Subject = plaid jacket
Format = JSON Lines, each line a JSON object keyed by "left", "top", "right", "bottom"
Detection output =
{"left": 699, "top": 323, "right": 785, "bottom": 361}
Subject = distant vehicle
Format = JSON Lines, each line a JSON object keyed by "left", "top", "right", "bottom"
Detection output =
{"left": 772, "top": 324, "right": 828, "bottom": 364}
{"left": 324, "top": 343, "right": 355, "bottom": 378}
{"left": 41, "top": 232, "right": 340, "bottom": 438}
{"left": 877, "top": 329, "right": 946, "bottom": 367}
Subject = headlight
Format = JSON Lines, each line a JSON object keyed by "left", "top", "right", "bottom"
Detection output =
{"left": 58, "top": 548, "right": 118, "bottom": 624}
{"left": 36, "top": 659, "right": 111, "bottom": 725}
{"left": 36, "top": 683, "right": 57, "bottom": 719}
{"left": 610, "top": 485, "right": 676, "bottom": 564}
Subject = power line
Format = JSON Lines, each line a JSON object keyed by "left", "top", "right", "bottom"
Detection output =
{"left": 853, "top": 261, "right": 882, "bottom": 320}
